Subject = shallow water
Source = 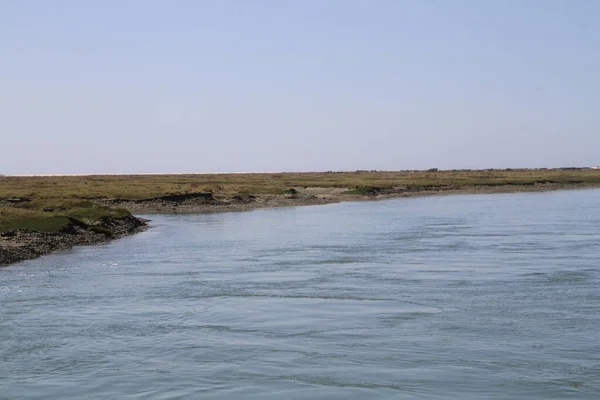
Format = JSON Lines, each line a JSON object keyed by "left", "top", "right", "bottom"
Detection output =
{"left": 1, "top": 190, "right": 600, "bottom": 399}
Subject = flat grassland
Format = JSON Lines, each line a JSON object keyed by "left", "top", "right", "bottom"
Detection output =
{"left": 2, "top": 168, "right": 600, "bottom": 233}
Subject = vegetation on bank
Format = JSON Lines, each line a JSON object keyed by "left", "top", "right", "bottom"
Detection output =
{"left": 2, "top": 168, "right": 600, "bottom": 233}
{"left": 0, "top": 199, "right": 132, "bottom": 234}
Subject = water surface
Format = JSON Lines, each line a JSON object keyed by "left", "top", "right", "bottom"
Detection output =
{"left": 2, "top": 190, "right": 600, "bottom": 399}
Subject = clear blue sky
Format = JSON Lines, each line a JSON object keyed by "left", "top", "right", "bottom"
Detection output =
{"left": 1, "top": 0, "right": 599, "bottom": 174}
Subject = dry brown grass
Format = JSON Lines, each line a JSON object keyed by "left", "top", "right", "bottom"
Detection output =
{"left": 2, "top": 169, "right": 600, "bottom": 232}
{"left": 2, "top": 169, "right": 600, "bottom": 200}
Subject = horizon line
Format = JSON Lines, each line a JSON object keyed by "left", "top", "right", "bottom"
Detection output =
{"left": 4, "top": 167, "right": 598, "bottom": 177}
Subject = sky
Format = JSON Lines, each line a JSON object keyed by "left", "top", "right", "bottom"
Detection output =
{"left": 1, "top": 0, "right": 599, "bottom": 174}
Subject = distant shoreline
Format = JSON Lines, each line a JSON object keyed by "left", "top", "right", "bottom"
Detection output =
{"left": 2, "top": 169, "right": 600, "bottom": 266}
{"left": 5, "top": 166, "right": 600, "bottom": 177}
{"left": 98, "top": 181, "right": 600, "bottom": 215}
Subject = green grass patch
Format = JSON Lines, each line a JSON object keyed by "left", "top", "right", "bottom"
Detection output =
{"left": 0, "top": 215, "right": 72, "bottom": 233}
{"left": 64, "top": 207, "right": 130, "bottom": 224}
{"left": 0, "top": 202, "right": 132, "bottom": 234}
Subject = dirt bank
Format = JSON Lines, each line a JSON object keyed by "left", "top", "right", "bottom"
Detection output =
{"left": 97, "top": 190, "right": 339, "bottom": 214}
{"left": 0, "top": 214, "right": 147, "bottom": 266}
{"left": 2, "top": 181, "right": 598, "bottom": 266}
{"left": 96, "top": 181, "right": 599, "bottom": 214}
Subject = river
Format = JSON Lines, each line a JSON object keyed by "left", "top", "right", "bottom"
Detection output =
{"left": 1, "top": 190, "right": 599, "bottom": 399}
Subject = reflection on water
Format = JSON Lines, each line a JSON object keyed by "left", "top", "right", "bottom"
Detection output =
{"left": 1, "top": 189, "right": 600, "bottom": 399}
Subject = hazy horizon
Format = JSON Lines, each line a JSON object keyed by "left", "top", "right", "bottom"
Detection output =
{"left": 2, "top": 1, "right": 599, "bottom": 175}
{"left": 5, "top": 166, "right": 599, "bottom": 178}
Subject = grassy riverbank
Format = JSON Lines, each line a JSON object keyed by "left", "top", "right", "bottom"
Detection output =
{"left": 0, "top": 202, "right": 130, "bottom": 233}
{"left": 3, "top": 168, "right": 600, "bottom": 219}
{"left": 4, "top": 168, "right": 600, "bottom": 202}
{"left": 2, "top": 168, "right": 600, "bottom": 265}
{"left": 0, "top": 199, "right": 146, "bottom": 265}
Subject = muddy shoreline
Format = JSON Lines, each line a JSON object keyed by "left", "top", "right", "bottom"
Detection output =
{"left": 2, "top": 182, "right": 599, "bottom": 266}
{"left": 98, "top": 182, "right": 600, "bottom": 214}
{"left": 0, "top": 215, "right": 147, "bottom": 266}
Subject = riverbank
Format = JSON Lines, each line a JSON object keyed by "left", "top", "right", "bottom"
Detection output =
{"left": 0, "top": 212, "right": 147, "bottom": 266}
{"left": 96, "top": 180, "right": 600, "bottom": 214}
{"left": 2, "top": 169, "right": 600, "bottom": 265}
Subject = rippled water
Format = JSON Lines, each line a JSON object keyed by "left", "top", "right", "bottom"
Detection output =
{"left": 2, "top": 190, "right": 600, "bottom": 399}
